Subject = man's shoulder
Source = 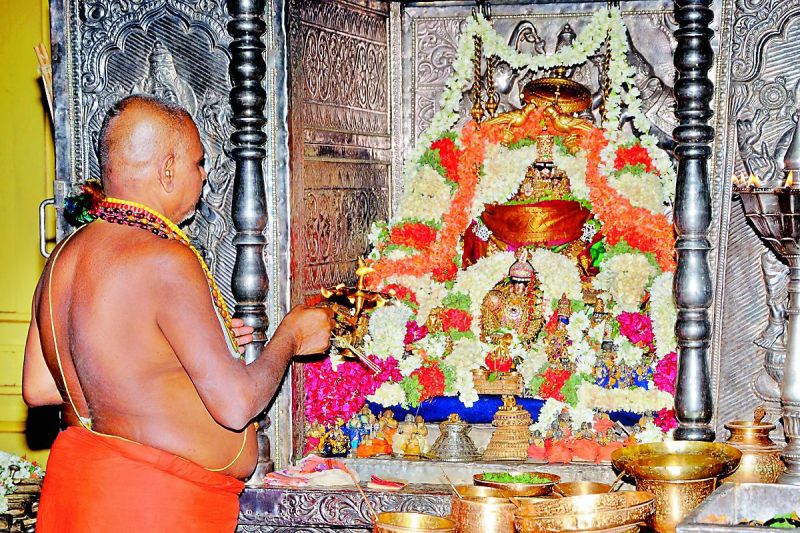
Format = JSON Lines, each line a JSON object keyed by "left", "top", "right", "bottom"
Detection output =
{"left": 115, "top": 235, "right": 204, "bottom": 281}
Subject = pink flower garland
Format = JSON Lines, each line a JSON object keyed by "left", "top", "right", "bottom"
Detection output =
{"left": 617, "top": 312, "right": 655, "bottom": 350}
{"left": 654, "top": 351, "right": 678, "bottom": 395}
{"left": 654, "top": 408, "right": 677, "bottom": 432}
{"left": 304, "top": 356, "right": 402, "bottom": 425}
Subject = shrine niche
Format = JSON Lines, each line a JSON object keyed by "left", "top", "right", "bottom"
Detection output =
{"left": 304, "top": 4, "right": 682, "bottom": 471}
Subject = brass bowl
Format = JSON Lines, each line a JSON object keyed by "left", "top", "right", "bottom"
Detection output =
{"left": 452, "top": 485, "right": 515, "bottom": 533}
{"left": 374, "top": 512, "right": 456, "bottom": 533}
{"left": 611, "top": 441, "right": 742, "bottom": 481}
{"left": 555, "top": 481, "right": 613, "bottom": 497}
{"left": 513, "top": 491, "right": 655, "bottom": 532}
{"left": 473, "top": 472, "right": 560, "bottom": 497}
{"left": 454, "top": 485, "right": 509, "bottom": 501}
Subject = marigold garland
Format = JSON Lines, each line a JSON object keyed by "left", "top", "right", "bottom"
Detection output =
{"left": 581, "top": 128, "right": 676, "bottom": 271}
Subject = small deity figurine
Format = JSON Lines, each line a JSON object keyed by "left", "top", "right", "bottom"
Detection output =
{"left": 415, "top": 415, "right": 431, "bottom": 456}
{"left": 328, "top": 425, "right": 350, "bottom": 457}
{"left": 481, "top": 249, "right": 543, "bottom": 345}
{"left": 345, "top": 414, "right": 363, "bottom": 452}
{"left": 305, "top": 422, "right": 326, "bottom": 454}
{"left": 485, "top": 332, "right": 515, "bottom": 372}
{"left": 377, "top": 409, "right": 399, "bottom": 445}
{"left": 392, "top": 414, "right": 419, "bottom": 457}
{"left": 557, "top": 293, "right": 572, "bottom": 322}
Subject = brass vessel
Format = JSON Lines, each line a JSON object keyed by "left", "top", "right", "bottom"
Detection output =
{"left": 722, "top": 406, "right": 785, "bottom": 483}
{"left": 374, "top": 512, "right": 456, "bottom": 533}
{"left": 451, "top": 486, "right": 515, "bottom": 533}
{"left": 520, "top": 76, "right": 592, "bottom": 115}
{"left": 513, "top": 491, "right": 655, "bottom": 532}
{"left": 473, "top": 472, "right": 560, "bottom": 497}
{"left": 611, "top": 441, "right": 742, "bottom": 533}
{"left": 555, "top": 481, "right": 613, "bottom": 497}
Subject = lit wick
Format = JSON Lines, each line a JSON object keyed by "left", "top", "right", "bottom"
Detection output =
{"left": 749, "top": 173, "right": 762, "bottom": 188}
{"left": 787, "top": 170, "right": 799, "bottom": 190}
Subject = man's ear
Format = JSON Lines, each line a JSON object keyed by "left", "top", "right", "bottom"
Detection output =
{"left": 159, "top": 154, "right": 176, "bottom": 193}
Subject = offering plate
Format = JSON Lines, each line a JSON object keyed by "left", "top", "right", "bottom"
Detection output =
{"left": 473, "top": 472, "right": 560, "bottom": 497}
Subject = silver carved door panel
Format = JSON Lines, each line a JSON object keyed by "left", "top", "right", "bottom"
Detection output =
{"left": 286, "top": 0, "right": 392, "bottom": 457}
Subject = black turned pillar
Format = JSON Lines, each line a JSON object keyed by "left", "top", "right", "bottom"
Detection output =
{"left": 229, "top": 0, "right": 268, "bottom": 362}
{"left": 228, "top": 0, "right": 272, "bottom": 472}
{"left": 672, "top": 0, "right": 715, "bottom": 441}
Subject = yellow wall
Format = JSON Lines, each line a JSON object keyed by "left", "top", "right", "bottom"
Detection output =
{"left": 0, "top": 0, "right": 55, "bottom": 463}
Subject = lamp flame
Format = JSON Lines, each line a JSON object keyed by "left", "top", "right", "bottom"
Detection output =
{"left": 749, "top": 174, "right": 762, "bottom": 187}
{"left": 787, "top": 171, "right": 795, "bottom": 188}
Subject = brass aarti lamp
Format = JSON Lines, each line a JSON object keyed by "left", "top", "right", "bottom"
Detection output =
{"left": 319, "top": 258, "right": 391, "bottom": 374}
{"left": 735, "top": 118, "right": 800, "bottom": 484}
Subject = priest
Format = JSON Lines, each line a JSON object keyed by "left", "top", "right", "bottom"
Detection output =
{"left": 22, "top": 95, "right": 334, "bottom": 532}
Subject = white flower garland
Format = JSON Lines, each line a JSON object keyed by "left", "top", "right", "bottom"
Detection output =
{"left": 617, "top": 338, "right": 646, "bottom": 367}
{"left": 594, "top": 253, "right": 658, "bottom": 312}
{"left": 446, "top": 338, "right": 492, "bottom": 406}
{"left": 471, "top": 144, "right": 538, "bottom": 221}
{"left": 385, "top": 274, "right": 446, "bottom": 326}
{"left": 532, "top": 398, "right": 567, "bottom": 434}
{"left": 451, "top": 251, "right": 516, "bottom": 335}
{"left": 649, "top": 271, "right": 677, "bottom": 359}
{"left": 364, "top": 303, "right": 414, "bottom": 360}
{"left": 577, "top": 382, "right": 673, "bottom": 413}
{"left": 519, "top": 343, "right": 548, "bottom": 388}
{"left": 394, "top": 165, "right": 453, "bottom": 224}
{"left": 368, "top": 381, "right": 408, "bottom": 408}
{"left": 529, "top": 249, "right": 584, "bottom": 311}
{"left": 609, "top": 170, "right": 666, "bottom": 214}
{"left": 553, "top": 146, "right": 591, "bottom": 202}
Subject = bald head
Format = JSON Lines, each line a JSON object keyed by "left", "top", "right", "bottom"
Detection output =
{"left": 97, "top": 95, "right": 207, "bottom": 223}
{"left": 98, "top": 95, "right": 194, "bottom": 190}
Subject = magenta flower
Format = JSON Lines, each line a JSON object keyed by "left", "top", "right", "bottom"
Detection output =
{"left": 653, "top": 351, "right": 678, "bottom": 395}
{"left": 304, "top": 356, "right": 402, "bottom": 425}
{"left": 617, "top": 312, "right": 655, "bottom": 350}
{"left": 654, "top": 408, "right": 677, "bottom": 432}
{"left": 404, "top": 321, "right": 429, "bottom": 346}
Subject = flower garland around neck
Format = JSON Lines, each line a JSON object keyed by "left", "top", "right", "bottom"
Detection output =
{"left": 64, "top": 180, "right": 241, "bottom": 355}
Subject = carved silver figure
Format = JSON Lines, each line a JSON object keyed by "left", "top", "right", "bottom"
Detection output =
{"left": 753, "top": 249, "right": 788, "bottom": 403}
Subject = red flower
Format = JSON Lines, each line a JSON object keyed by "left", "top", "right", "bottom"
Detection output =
{"left": 545, "top": 311, "right": 560, "bottom": 334}
{"left": 440, "top": 308, "right": 472, "bottom": 332}
{"left": 485, "top": 351, "right": 513, "bottom": 372}
{"left": 614, "top": 144, "right": 654, "bottom": 173}
{"left": 389, "top": 223, "right": 438, "bottom": 250}
{"left": 430, "top": 137, "right": 460, "bottom": 183}
{"left": 539, "top": 368, "right": 572, "bottom": 401}
{"left": 384, "top": 283, "right": 419, "bottom": 308}
{"left": 432, "top": 261, "right": 458, "bottom": 282}
{"left": 413, "top": 363, "right": 446, "bottom": 402}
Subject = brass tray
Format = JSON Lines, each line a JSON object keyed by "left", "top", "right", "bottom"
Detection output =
{"left": 513, "top": 491, "right": 655, "bottom": 532}
{"left": 473, "top": 472, "right": 560, "bottom": 497}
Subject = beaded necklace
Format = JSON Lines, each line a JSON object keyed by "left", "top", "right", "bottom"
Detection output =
{"left": 89, "top": 197, "right": 240, "bottom": 354}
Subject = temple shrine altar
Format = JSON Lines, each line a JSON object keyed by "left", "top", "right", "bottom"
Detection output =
{"left": 43, "top": 0, "right": 800, "bottom": 530}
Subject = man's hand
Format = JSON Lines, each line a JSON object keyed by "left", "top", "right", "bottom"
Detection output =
{"left": 277, "top": 305, "right": 335, "bottom": 356}
{"left": 230, "top": 318, "right": 254, "bottom": 355}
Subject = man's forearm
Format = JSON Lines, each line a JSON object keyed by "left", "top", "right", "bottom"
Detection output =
{"left": 241, "top": 329, "right": 297, "bottom": 421}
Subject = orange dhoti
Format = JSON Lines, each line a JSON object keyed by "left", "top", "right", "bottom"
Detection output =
{"left": 37, "top": 426, "right": 244, "bottom": 533}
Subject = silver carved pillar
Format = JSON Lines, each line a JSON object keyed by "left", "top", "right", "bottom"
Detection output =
{"left": 672, "top": 0, "right": 716, "bottom": 441}
{"left": 228, "top": 0, "right": 272, "bottom": 473}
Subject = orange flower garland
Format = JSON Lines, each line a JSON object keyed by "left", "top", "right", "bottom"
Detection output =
{"left": 369, "top": 105, "right": 675, "bottom": 286}
{"left": 580, "top": 128, "right": 676, "bottom": 272}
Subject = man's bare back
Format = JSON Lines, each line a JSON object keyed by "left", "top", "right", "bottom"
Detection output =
{"left": 23, "top": 95, "right": 334, "bottom": 482}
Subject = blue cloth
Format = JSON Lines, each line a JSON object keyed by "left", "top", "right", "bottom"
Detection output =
{"left": 367, "top": 395, "right": 641, "bottom": 426}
